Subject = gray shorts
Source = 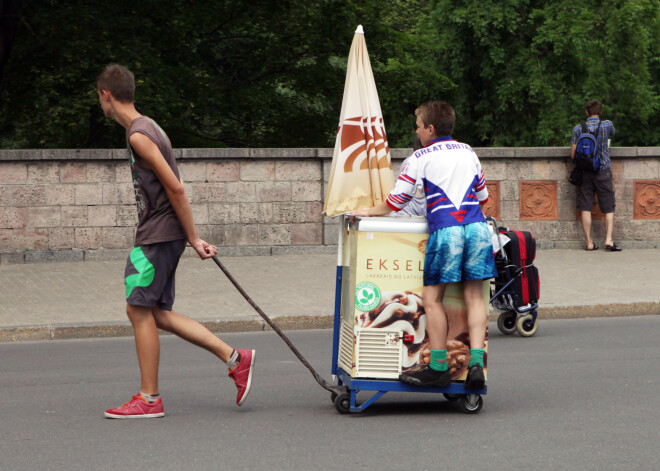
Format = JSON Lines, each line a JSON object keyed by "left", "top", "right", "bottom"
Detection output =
{"left": 124, "top": 239, "right": 187, "bottom": 311}
{"left": 577, "top": 168, "right": 615, "bottom": 213}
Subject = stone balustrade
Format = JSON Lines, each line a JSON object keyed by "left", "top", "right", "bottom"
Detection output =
{"left": 0, "top": 147, "right": 658, "bottom": 263}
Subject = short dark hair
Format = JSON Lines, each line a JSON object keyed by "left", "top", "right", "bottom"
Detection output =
{"left": 586, "top": 99, "right": 602, "bottom": 117}
{"left": 415, "top": 101, "right": 455, "bottom": 137}
{"left": 97, "top": 64, "right": 135, "bottom": 103}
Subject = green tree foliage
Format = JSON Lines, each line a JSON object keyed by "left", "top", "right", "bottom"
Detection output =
{"left": 0, "top": 0, "right": 445, "bottom": 149}
{"left": 424, "top": 0, "right": 660, "bottom": 146}
{"left": 0, "top": 0, "right": 24, "bottom": 96}
{"left": 0, "top": 0, "right": 658, "bottom": 149}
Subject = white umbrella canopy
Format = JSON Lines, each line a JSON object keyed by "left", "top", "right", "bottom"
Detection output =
{"left": 323, "top": 25, "right": 395, "bottom": 217}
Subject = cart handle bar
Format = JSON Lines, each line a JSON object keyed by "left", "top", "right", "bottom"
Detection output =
{"left": 211, "top": 256, "right": 347, "bottom": 396}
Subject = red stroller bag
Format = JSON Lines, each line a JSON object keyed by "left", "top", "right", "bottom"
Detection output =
{"left": 503, "top": 231, "right": 540, "bottom": 306}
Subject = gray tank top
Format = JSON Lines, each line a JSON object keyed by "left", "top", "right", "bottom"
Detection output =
{"left": 126, "top": 116, "right": 186, "bottom": 245}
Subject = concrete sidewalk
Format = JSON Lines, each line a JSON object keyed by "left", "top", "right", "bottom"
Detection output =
{"left": 1, "top": 249, "right": 658, "bottom": 342}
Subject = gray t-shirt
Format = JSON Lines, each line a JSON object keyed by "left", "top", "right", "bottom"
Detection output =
{"left": 126, "top": 116, "right": 186, "bottom": 245}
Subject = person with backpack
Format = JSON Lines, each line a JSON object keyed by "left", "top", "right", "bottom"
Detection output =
{"left": 570, "top": 99, "right": 620, "bottom": 252}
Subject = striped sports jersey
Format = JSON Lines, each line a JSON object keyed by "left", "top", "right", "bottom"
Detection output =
{"left": 393, "top": 155, "right": 426, "bottom": 217}
{"left": 386, "top": 137, "right": 488, "bottom": 233}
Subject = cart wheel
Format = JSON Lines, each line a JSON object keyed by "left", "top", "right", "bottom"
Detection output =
{"left": 443, "top": 393, "right": 461, "bottom": 402}
{"left": 516, "top": 314, "right": 539, "bottom": 337}
{"left": 330, "top": 392, "right": 338, "bottom": 404}
{"left": 334, "top": 393, "right": 352, "bottom": 414}
{"left": 458, "top": 394, "right": 483, "bottom": 414}
{"left": 497, "top": 311, "right": 517, "bottom": 335}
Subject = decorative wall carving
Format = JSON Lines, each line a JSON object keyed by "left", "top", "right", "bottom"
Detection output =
{"left": 481, "top": 181, "right": 500, "bottom": 221}
{"left": 634, "top": 180, "right": 660, "bottom": 219}
{"left": 520, "top": 181, "right": 557, "bottom": 220}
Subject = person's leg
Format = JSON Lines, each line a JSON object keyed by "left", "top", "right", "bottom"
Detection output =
{"left": 581, "top": 210, "right": 594, "bottom": 249}
{"left": 105, "top": 247, "right": 169, "bottom": 418}
{"left": 604, "top": 212, "right": 614, "bottom": 247}
{"left": 460, "top": 222, "right": 496, "bottom": 390}
{"left": 153, "top": 308, "right": 234, "bottom": 363}
{"left": 594, "top": 169, "right": 618, "bottom": 249}
{"left": 463, "top": 279, "right": 487, "bottom": 350}
{"left": 151, "top": 239, "right": 255, "bottom": 406}
{"left": 422, "top": 284, "right": 448, "bottom": 351}
{"left": 399, "top": 282, "right": 451, "bottom": 387}
{"left": 399, "top": 227, "right": 461, "bottom": 387}
{"left": 577, "top": 172, "right": 597, "bottom": 249}
{"left": 463, "top": 279, "right": 487, "bottom": 390}
{"left": 126, "top": 304, "right": 161, "bottom": 396}
{"left": 149, "top": 308, "right": 254, "bottom": 406}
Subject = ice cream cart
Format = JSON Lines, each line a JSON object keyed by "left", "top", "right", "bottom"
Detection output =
{"left": 330, "top": 215, "right": 488, "bottom": 414}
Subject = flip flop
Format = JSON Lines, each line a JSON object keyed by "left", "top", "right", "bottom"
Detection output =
{"left": 585, "top": 244, "right": 599, "bottom": 251}
{"left": 605, "top": 244, "right": 622, "bottom": 252}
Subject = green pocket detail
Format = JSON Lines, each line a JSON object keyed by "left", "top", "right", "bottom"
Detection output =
{"left": 125, "top": 247, "right": 155, "bottom": 298}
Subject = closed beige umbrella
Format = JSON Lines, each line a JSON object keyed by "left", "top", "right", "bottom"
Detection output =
{"left": 323, "top": 25, "right": 395, "bottom": 217}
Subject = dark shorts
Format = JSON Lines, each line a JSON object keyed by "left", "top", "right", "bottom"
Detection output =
{"left": 124, "top": 239, "right": 187, "bottom": 311}
{"left": 577, "top": 168, "right": 615, "bottom": 213}
{"left": 424, "top": 222, "right": 497, "bottom": 285}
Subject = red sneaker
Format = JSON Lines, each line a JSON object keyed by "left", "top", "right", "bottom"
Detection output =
{"left": 104, "top": 394, "right": 164, "bottom": 419}
{"left": 228, "top": 349, "right": 255, "bottom": 406}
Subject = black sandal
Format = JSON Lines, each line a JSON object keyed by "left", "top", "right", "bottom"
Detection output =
{"left": 585, "top": 244, "right": 599, "bottom": 251}
{"left": 605, "top": 243, "right": 622, "bottom": 252}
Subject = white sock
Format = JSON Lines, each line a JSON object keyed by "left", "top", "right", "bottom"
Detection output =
{"left": 140, "top": 392, "right": 160, "bottom": 403}
{"left": 227, "top": 350, "right": 240, "bottom": 369}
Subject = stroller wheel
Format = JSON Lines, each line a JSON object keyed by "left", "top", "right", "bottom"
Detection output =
{"left": 516, "top": 314, "right": 539, "bottom": 337}
{"left": 497, "top": 311, "right": 517, "bottom": 335}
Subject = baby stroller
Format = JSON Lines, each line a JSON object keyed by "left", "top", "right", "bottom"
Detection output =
{"left": 486, "top": 217, "right": 540, "bottom": 337}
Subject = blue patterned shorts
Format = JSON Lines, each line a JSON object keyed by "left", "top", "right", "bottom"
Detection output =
{"left": 424, "top": 222, "right": 497, "bottom": 285}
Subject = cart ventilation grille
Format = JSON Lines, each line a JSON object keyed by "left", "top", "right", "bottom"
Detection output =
{"left": 337, "top": 321, "right": 355, "bottom": 374}
{"left": 338, "top": 322, "right": 403, "bottom": 379}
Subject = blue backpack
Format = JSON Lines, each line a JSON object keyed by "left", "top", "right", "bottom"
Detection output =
{"left": 574, "top": 121, "right": 602, "bottom": 172}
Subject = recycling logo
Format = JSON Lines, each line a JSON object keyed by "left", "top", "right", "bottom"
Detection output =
{"left": 355, "top": 282, "right": 381, "bottom": 311}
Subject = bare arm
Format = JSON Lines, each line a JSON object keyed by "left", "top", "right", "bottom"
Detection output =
{"left": 350, "top": 201, "right": 391, "bottom": 218}
{"left": 129, "top": 132, "right": 217, "bottom": 259}
{"left": 570, "top": 144, "right": 576, "bottom": 160}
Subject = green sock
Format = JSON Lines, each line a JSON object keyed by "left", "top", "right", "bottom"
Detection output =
{"left": 469, "top": 348, "right": 484, "bottom": 368}
{"left": 429, "top": 349, "right": 448, "bottom": 372}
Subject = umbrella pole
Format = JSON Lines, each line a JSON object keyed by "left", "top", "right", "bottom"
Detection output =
{"left": 330, "top": 214, "right": 347, "bottom": 376}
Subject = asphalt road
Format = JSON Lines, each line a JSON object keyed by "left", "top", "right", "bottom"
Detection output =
{"left": 1, "top": 316, "right": 658, "bottom": 471}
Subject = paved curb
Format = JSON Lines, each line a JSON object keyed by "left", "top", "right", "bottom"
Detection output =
{"left": 0, "top": 314, "right": 335, "bottom": 343}
{"left": 535, "top": 302, "right": 660, "bottom": 319}
{"left": 1, "top": 303, "right": 658, "bottom": 343}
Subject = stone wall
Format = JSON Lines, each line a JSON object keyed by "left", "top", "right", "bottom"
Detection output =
{"left": 460, "top": 147, "right": 660, "bottom": 249}
{"left": 1, "top": 147, "right": 659, "bottom": 263}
